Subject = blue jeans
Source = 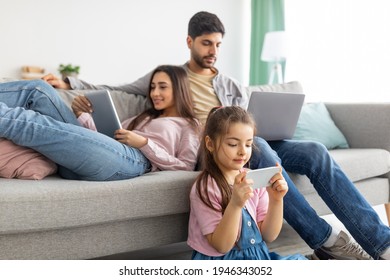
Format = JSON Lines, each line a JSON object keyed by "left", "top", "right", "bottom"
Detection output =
{"left": 0, "top": 80, "right": 150, "bottom": 181}
{"left": 250, "top": 137, "right": 390, "bottom": 259}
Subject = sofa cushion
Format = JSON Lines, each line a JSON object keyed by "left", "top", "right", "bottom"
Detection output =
{"left": 0, "top": 138, "right": 57, "bottom": 180}
{"left": 293, "top": 102, "right": 349, "bottom": 149}
{"left": 330, "top": 148, "right": 390, "bottom": 182}
{"left": 246, "top": 81, "right": 303, "bottom": 96}
{"left": 288, "top": 148, "right": 390, "bottom": 196}
{"left": 0, "top": 171, "right": 198, "bottom": 234}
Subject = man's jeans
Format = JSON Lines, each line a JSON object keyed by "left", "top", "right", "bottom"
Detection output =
{"left": 250, "top": 136, "right": 390, "bottom": 259}
{"left": 0, "top": 80, "right": 150, "bottom": 181}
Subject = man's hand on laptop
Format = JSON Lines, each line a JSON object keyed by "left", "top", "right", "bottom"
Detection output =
{"left": 42, "top": 73, "right": 71, "bottom": 89}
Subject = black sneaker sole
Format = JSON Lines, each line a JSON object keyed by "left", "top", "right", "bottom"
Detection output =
{"left": 313, "top": 248, "right": 337, "bottom": 260}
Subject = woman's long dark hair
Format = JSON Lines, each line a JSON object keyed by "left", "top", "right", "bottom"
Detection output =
{"left": 127, "top": 65, "right": 199, "bottom": 130}
{"left": 195, "top": 106, "right": 256, "bottom": 213}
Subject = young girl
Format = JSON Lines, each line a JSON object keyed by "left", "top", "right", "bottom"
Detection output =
{"left": 187, "top": 106, "right": 307, "bottom": 260}
{"left": 0, "top": 65, "right": 200, "bottom": 180}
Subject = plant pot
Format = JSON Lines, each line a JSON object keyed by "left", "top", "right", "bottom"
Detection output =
{"left": 61, "top": 72, "right": 78, "bottom": 80}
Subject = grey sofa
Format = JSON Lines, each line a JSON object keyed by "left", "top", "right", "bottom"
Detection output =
{"left": 0, "top": 81, "right": 389, "bottom": 259}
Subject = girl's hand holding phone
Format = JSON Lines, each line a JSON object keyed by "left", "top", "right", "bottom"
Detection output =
{"left": 266, "top": 164, "right": 288, "bottom": 201}
{"left": 230, "top": 172, "right": 254, "bottom": 209}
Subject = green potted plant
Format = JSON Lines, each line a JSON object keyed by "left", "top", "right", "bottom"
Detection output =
{"left": 58, "top": 63, "right": 80, "bottom": 79}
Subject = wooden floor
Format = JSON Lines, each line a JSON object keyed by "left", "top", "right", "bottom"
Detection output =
{"left": 97, "top": 221, "right": 311, "bottom": 260}
{"left": 97, "top": 205, "right": 388, "bottom": 260}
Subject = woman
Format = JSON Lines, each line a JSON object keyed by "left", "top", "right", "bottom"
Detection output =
{"left": 0, "top": 65, "right": 200, "bottom": 181}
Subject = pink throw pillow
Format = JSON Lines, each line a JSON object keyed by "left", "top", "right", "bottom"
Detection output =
{"left": 0, "top": 138, "right": 57, "bottom": 180}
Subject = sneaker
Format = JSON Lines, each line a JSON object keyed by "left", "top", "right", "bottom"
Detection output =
{"left": 311, "top": 230, "right": 373, "bottom": 260}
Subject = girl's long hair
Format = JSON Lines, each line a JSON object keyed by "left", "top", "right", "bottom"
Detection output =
{"left": 195, "top": 106, "right": 256, "bottom": 213}
{"left": 127, "top": 65, "right": 199, "bottom": 131}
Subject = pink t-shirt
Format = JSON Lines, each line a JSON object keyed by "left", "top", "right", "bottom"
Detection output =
{"left": 187, "top": 175, "right": 269, "bottom": 257}
{"left": 78, "top": 113, "right": 200, "bottom": 171}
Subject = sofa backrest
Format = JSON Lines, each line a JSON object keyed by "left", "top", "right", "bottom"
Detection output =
{"left": 57, "top": 81, "right": 304, "bottom": 122}
{"left": 245, "top": 81, "right": 303, "bottom": 97}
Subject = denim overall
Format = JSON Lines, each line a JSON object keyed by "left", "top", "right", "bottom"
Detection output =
{"left": 192, "top": 207, "right": 307, "bottom": 260}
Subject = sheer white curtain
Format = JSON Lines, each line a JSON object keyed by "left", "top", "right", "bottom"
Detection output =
{"left": 284, "top": 0, "right": 390, "bottom": 102}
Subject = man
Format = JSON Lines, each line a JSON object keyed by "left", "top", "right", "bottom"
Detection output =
{"left": 43, "top": 11, "right": 390, "bottom": 260}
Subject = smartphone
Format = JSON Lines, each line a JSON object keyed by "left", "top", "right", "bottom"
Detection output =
{"left": 245, "top": 166, "right": 280, "bottom": 189}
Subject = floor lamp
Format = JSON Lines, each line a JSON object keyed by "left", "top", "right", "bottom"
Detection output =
{"left": 261, "top": 31, "right": 287, "bottom": 84}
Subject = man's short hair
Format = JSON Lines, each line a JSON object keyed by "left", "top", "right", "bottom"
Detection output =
{"left": 188, "top": 11, "right": 225, "bottom": 39}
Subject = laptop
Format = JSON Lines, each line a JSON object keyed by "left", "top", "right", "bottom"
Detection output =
{"left": 246, "top": 91, "right": 305, "bottom": 141}
{"left": 84, "top": 90, "right": 122, "bottom": 138}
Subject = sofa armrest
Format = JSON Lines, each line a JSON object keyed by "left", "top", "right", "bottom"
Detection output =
{"left": 325, "top": 103, "right": 390, "bottom": 151}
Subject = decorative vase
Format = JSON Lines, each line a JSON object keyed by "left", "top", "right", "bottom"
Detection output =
{"left": 61, "top": 72, "right": 78, "bottom": 80}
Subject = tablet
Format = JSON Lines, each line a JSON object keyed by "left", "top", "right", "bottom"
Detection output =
{"left": 245, "top": 166, "right": 280, "bottom": 189}
{"left": 84, "top": 90, "right": 122, "bottom": 138}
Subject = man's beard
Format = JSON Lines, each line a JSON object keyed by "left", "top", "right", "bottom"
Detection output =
{"left": 192, "top": 52, "right": 216, "bottom": 69}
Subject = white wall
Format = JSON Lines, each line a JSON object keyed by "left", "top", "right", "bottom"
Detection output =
{"left": 285, "top": 0, "right": 390, "bottom": 102}
{"left": 0, "top": 0, "right": 251, "bottom": 85}
{"left": 4, "top": 1, "right": 390, "bottom": 103}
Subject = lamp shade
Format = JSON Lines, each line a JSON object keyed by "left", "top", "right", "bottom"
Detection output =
{"left": 261, "top": 31, "right": 287, "bottom": 62}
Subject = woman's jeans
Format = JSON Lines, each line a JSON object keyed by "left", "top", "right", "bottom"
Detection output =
{"left": 0, "top": 80, "right": 150, "bottom": 181}
{"left": 250, "top": 136, "right": 390, "bottom": 259}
